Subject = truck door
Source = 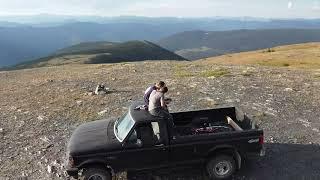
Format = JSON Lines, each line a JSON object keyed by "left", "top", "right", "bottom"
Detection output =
{"left": 121, "top": 121, "right": 169, "bottom": 170}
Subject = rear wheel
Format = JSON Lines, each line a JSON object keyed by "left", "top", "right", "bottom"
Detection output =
{"left": 81, "top": 167, "right": 111, "bottom": 180}
{"left": 206, "top": 155, "right": 236, "bottom": 179}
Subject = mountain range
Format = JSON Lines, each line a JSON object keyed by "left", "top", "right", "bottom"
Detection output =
{"left": 157, "top": 29, "right": 320, "bottom": 60}
{"left": 1, "top": 15, "right": 320, "bottom": 28}
{"left": 1, "top": 16, "right": 320, "bottom": 67}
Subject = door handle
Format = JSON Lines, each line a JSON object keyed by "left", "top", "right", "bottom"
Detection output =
{"left": 155, "top": 144, "right": 164, "bottom": 147}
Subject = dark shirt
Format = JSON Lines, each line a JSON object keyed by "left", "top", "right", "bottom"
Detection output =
{"left": 144, "top": 85, "right": 156, "bottom": 105}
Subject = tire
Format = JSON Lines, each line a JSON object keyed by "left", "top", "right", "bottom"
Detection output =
{"left": 81, "top": 167, "right": 111, "bottom": 180}
{"left": 206, "top": 155, "right": 236, "bottom": 180}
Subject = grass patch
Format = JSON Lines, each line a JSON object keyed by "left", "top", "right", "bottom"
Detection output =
{"left": 257, "top": 61, "right": 291, "bottom": 67}
{"left": 200, "top": 69, "right": 230, "bottom": 78}
{"left": 256, "top": 60, "right": 320, "bottom": 69}
{"left": 174, "top": 70, "right": 195, "bottom": 77}
{"left": 175, "top": 64, "right": 186, "bottom": 69}
{"left": 173, "top": 64, "right": 195, "bottom": 78}
{"left": 314, "top": 74, "right": 320, "bottom": 79}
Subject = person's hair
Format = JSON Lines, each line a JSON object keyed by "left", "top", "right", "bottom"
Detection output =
{"left": 159, "top": 86, "right": 168, "bottom": 93}
{"left": 155, "top": 81, "right": 165, "bottom": 88}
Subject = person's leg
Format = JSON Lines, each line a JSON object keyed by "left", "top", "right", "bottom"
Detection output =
{"left": 150, "top": 108, "right": 175, "bottom": 137}
{"left": 157, "top": 108, "right": 171, "bottom": 119}
{"left": 150, "top": 108, "right": 173, "bottom": 125}
{"left": 149, "top": 108, "right": 162, "bottom": 117}
{"left": 158, "top": 109, "right": 176, "bottom": 137}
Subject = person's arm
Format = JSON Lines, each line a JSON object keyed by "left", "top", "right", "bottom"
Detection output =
{"left": 160, "top": 94, "right": 167, "bottom": 109}
{"left": 143, "top": 93, "right": 149, "bottom": 104}
{"left": 144, "top": 86, "right": 153, "bottom": 104}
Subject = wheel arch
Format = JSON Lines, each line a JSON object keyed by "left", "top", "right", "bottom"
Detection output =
{"left": 207, "top": 145, "right": 242, "bottom": 170}
{"left": 78, "top": 159, "right": 115, "bottom": 175}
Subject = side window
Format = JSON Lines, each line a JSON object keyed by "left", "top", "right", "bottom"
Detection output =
{"left": 127, "top": 129, "right": 137, "bottom": 143}
{"left": 125, "top": 128, "right": 141, "bottom": 149}
{"left": 126, "top": 122, "right": 163, "bottom": 148}
{"left": 139, "top": 123, "right": 156, "bottom": 147}
{"left": 139, "top": 122, "right": 163, "bottom": 147}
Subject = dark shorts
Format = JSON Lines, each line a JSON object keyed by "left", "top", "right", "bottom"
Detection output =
{"left": 149, "top": 107, "right": 170, "bottom": 118}
{"left": 149, "top": 108, "right": 174, "bottom": 128}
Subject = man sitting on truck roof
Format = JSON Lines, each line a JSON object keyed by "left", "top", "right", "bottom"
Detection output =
{"left": 144, "top": 81, "right": 166, "bottom": 106}
{"left": 148, "top": 87, "right": 174, "bottom": 129}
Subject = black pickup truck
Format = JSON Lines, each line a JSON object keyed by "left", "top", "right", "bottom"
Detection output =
{"left": 66, "top": 101, "right": 265, "bottom": 180}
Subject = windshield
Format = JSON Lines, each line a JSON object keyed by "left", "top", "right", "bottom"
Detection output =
{"left": 114, "top": 112, "right": 135, "bottom": 142}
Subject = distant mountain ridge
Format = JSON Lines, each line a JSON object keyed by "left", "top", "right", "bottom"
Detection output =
{"left": 53, "top": 41, "right": 118, "bottom": 55}
{"left": 1, "top": 15, "right": 320, "bottom": 28}
{"left": 157, "top": 29, "right": 320, "bottom": 60}
{"left": 8, "top": 40, "right": 186, "bottom": 70}
{"left": 1, "top": 17, "right": 320, "bottom": 67}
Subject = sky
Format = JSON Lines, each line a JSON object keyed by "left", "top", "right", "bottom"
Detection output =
{"left": 0, "top": 0, "right": 319, "bottom": 19}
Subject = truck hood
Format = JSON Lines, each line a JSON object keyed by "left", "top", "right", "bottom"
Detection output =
{"left": 68, "top": 118, "right": 122, "bottom": 156}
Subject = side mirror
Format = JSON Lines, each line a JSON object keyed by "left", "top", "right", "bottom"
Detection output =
{"left": 136, "top": 139, "right": 143, "bottom": 147}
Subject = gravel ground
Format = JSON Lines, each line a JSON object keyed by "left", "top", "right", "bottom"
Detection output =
{"left": 0, "top": 61, "right": 319, "bottom": 180}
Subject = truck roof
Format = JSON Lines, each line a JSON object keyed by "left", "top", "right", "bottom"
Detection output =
{"left": 129, "top": 101, "right": 163, "bottom": 123}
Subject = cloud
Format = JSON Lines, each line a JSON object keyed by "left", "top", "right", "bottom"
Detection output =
{"left": 288, "top": 1, "right": 293, "bottom": 9}
{"left": 0, "top": 0, "right": 148, "bottom": 15}
{"left": 119, "top": 0, "right": 234, "bottom": 17}
{"left": 312, "top": 1, "right": 320, "bottom": 10}
{"left": 0, "top": 0, "right": 317, "bottom": 18}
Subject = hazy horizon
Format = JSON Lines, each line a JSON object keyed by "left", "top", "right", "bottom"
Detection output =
{"left": 0, "top": 14, "right": 319, "bottom": 25}
{"left": 0, "top": 0, "right": 319, "bottom": 19}
{"left": 0, "top": 14, "right": 319, "bottom": 19}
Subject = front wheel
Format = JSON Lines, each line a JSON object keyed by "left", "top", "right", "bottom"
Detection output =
{"left": 206, "top": 155, "right": 236, "bottom": 179}
{"left": 81, "top": 167, "right": 111, "bottom": 180}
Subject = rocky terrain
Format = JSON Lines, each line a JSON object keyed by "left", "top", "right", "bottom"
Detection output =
{"left": 0, "top": 59, "right": 320, "bottom": 180}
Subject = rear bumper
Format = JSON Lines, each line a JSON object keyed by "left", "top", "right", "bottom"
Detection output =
{"left": 66, "top": 167, "right": 78, "bottom": 178}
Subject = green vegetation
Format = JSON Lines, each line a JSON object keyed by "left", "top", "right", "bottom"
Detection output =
{"left": 173, "top": 64, "right": 195, "bottom": 77}
{"left": 9, "top": 41, "right": 186, "bottom": 70}
{"left": 173, "top": 64, "right": 230, "bottom": 78}
{"left": 174, "top": 70, "right": 194, "bottom": 77}
{"left": 200, "top": 69, "right": 230, "bottom": 78}
{"left": 54, "top": 41, "right": 117, "bottom": 55}
{"left": 257, "top": 61, "right": 291, "bottom": 67}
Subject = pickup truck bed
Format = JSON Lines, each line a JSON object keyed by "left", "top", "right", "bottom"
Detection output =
{"left": 171, "top": 106, "right": 256, "bottom": 136}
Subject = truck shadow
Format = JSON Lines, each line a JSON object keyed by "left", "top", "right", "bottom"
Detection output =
{"left": 154, "top": 143, "right": 320, "bottom": 180}
{"left": 234, "top": 143, "right": 320, "bottom": 180}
